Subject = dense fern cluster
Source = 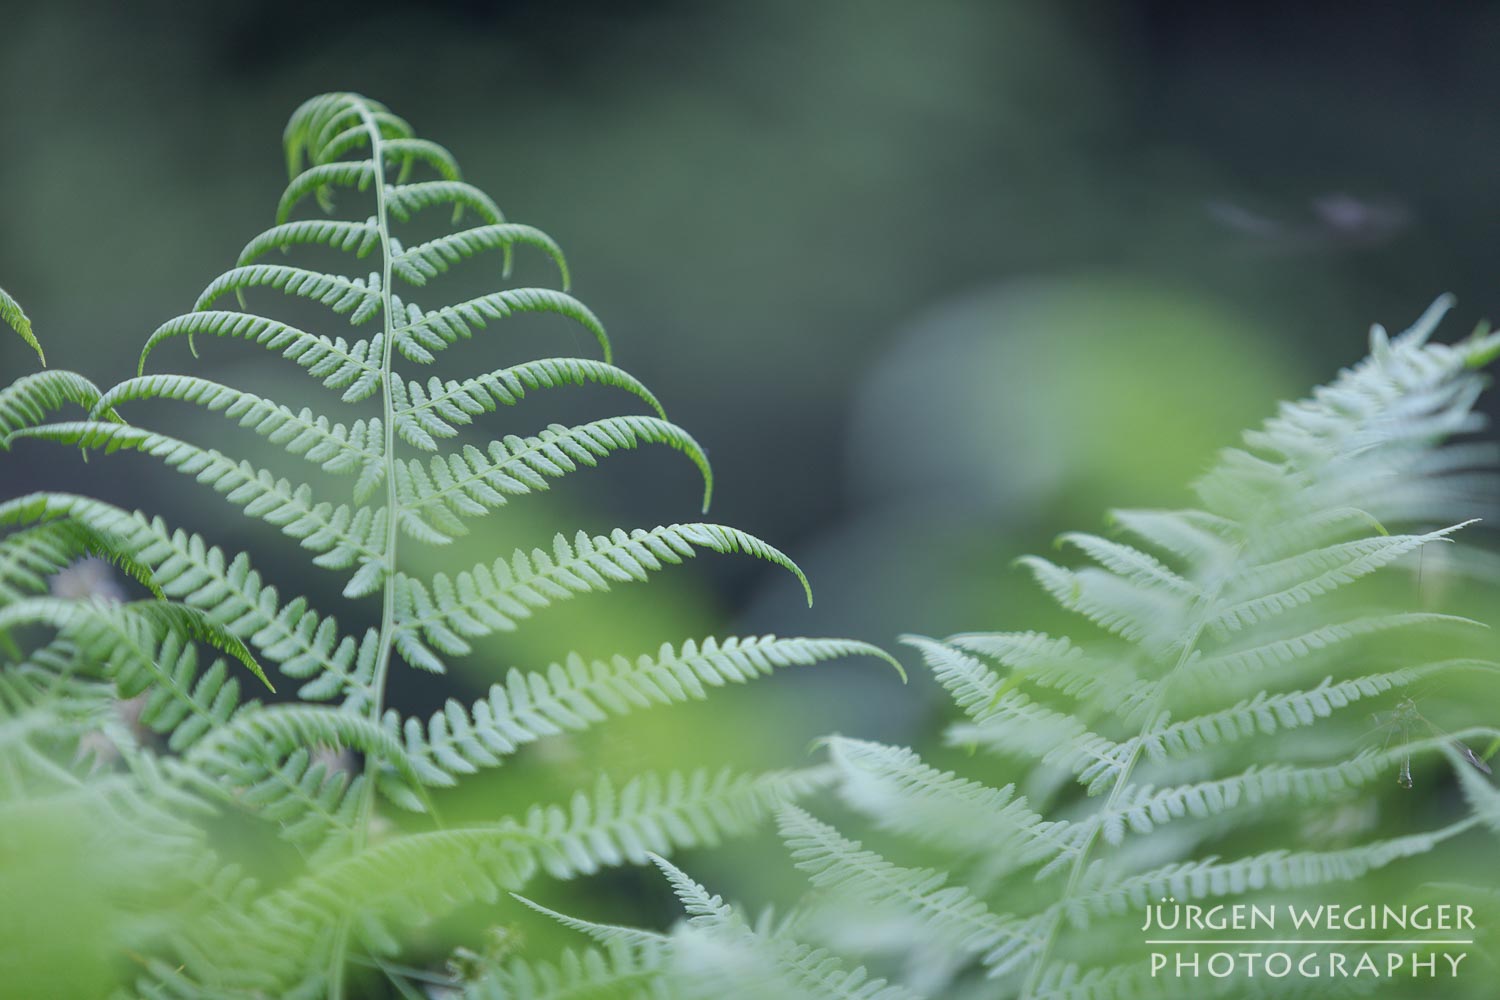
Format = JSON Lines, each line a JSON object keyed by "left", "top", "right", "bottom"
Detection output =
{"left": 493, "top": 303, "right": 1500, "bottom": 999}
{"left": 0, "top": 94, "right": 893, "bottom": 998}
{"left": 7, "top": 91, "right": 1500, "bottom": 1000}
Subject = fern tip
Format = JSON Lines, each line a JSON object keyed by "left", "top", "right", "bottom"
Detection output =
{"left": 806, "top": 734, "right": 837, "bottom": 757}
{"left": 841, "top": 643, "right": 904, "bottom": 681}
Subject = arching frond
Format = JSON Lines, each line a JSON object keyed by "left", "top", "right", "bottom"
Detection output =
{"left": 95, "top": 375, "right": 384, "bottom": 487}
{"left": 0, "top": 595, "right": 268, "bottom": 690}
{"left": 138, "top": 312, "right": 382, "bottom": 400}
{"left": 0, "top": 370, "right": 112, "bottom": 443}
{"left": 1181, "top": 611, "right": 1481, "bottom": 686}
{"left": 394, "top": 525, "right": 811, "bottom": 663}
{"left": 1205, "top": 525, "right": 1468, "bottom": 636}
{"left": 396, "top": 636, "right": 900, "bottom": 778}
{"left": 394, "top": 415, "right": 714, "bottom": 533}
{"left": 386, "top": 179, "right": 504, "bottom": 225}
{"left": 393, "top": 288, "right": 611, "bottom": 364}
{"left": 276, "top": 160, "right": 378, "bottom": 223}
{"left": 237, "top": 218, "right": 382, "bottom": 266}
{"left": 392, "top": 358, "right": 665, "bottom": 450}
{"left": 3, "top": 91, "right": 888, "bottom": 998}
{"left": 10, "top": 421, "right": 386, "bottom": 575}
{"left": 0, "top": 493, "right": 368, "bottom": 699}
{"left": 393, "top": 223, "right": 568, "bottom": 288}
{"left": 1, "top": 284, "right": 43, "bottom": 365}
{"left": 194, "top": 264, "right": 383, "bottom": 324}
{"left": 505, "top": 767, "right": 836, "bottom": 880}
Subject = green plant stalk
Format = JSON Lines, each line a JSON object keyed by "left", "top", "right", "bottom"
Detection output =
{"left": 325, "top": 95, "right": 401, "bottom": 1000}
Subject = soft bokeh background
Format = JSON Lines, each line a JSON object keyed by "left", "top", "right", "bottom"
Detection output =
{"left": 5, "top": 0, "right": 1500, "bottom": 989}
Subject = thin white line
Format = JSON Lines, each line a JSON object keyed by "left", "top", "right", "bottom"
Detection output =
{"left": 1146, "top": 939, "right": 1473, "bottom": 946}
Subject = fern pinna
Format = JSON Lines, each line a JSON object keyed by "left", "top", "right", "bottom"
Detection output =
{"left": 0, "top": 93, "right": 894, "bottom": 998}
{"left": 501, "top": 302, "right": 1500, "bottom": 1000}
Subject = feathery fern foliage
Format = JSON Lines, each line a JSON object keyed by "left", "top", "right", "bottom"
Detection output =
{"left": 1, "top": 283, "right": 43, "bottom": 365}
{"left": 513, "top": 302, "right": 1500, "bottom": 999}
{"left": 0, "top": 94, "right": 895, "bottom": 998}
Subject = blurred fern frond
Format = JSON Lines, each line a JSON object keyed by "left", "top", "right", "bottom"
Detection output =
{"left": 520, "top": 302, "right": 1500, "bottom": 999}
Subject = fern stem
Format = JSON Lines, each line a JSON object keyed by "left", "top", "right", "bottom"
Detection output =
{"left": 327, "top": 94, "right": 403, "bottom": 1000}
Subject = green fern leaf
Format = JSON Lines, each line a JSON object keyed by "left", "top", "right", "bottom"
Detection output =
{"left": 0, "top": 285, "right": 43, "bottom": 366}
{"left": 2, "top": 91, "right": 894, "bottom": 997}
{"left": 620, "top": 302, "right": 1500, "bottom": 1000}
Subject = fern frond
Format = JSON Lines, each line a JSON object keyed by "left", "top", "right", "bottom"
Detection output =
{"left": 1056, "top": 533, "right": 1196, "bottom": 597}
{"left": 1104, "top": 508, "right": 1237, "bottom": 569}
{"left": 194, "top": 765, "right": 827, "bottom": 995}
{"left": 391, "top": 358, "right": 665, "bottom": 449}
{"left": 944, "top": 630, "right": 1129, "bottom": 704}
{"left": 395, "top": 525, "right": 811, "bottom": 662}
{"left": 943, "top": 690, "right": 1098, "bottom": 767}
{"left": 1450, "top": 742, "right": 1500, "bottom": 834}
{"left": 130, "top": 637, "right": 249, "bottom": 751}
{"left": 194, "top": 264, "right": 383, "bottom": 324}
{"left": 276, "top": 160, "right": 378, "bottom": 223}
{"left": 9, "top": 422, "right": 387, "bottom": 577}
{"left": 398, "top": 636, "right": 900, "bottom": 777}
{"left": 284, "top": 93, "right": 413, "bottom": 174}
{"left": 779, "top": 805, "right": 1014, "bottom": 960}
{"left": 0, "top": 493, "right": 368, "bottom": 699}
{"left": 386, "top": 179, "right": 504, "bottom": 225}
{"left": 395, "top": 416, "right": 714, "bottom": 534}
{"left": 900, "top": 635, "right": 1004, "bottom": 722}
{"left": 0, "top": 284, "right": 43, "bottom": 365}
{"left": 226, "top": 749, "right": 366, "bottom": 858}
{"left": 0, "top": 596, "right": 269, "bottom": 691}
{"left": 1207, "top": 525, "right": 1469, "bottom": 636}
{"left": 393, "top": 288, "right": 611, "bottom": 364}
{"left": 237, "top": 218, "right": 382, "bottom": 266}
{"left": 1137, "top": 661, "right": 1497, "bottom": 764}
{"left": 505, "top": 767, "right": 836, "bottom": 880}
{"left": 649, "top": 854, "right": 923, "bottom": 1000}
{"left": 393, "top": 223, "right": 568, "bottom": 288}
{"left": 0, "top": 370, "right": 111, "bottom": 443}
{"left": 186, "top": 703, "right": 423, "bottom": 791}
{"left": 1182, "top": 612, "right": 1481, "bottom": 686}
{"left": 3, "top": 91, "right": 893, "bottom": 997}
{"left": 826, "top": 737, "right": 1067, "bottom": 869}
{"left": 709, "top": 302, "right": 1500, "bottom": 999}
{"left": 1016, "top": 558, "right": 1187, "bottom": 653}
{"left": 138, "top": 312, "right": 382, "bottom": 399}
{"left": 95, "top": 375, "right": 384, "bottom": 487}
{"left": 460, "top": 940, "right": 671, "bottom": 1000}
{"left": 195, "top": 827, "right": 535, "bottom": 987}
{"left": 0, "top": 519, "right": 154, "bottom": 600}
{"left": 1083, "top": 737, "right": 1498, "bottom": 847}
{"left": 950, "top": 660, "right": 1496, "bottom": 797}
{"left": 381, "top": 137, "right": 461, "bottom": 182}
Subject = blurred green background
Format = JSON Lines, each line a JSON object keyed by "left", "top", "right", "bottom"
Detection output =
{"left": 4, "top": 0, "right": 1500, "bottom": 983}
